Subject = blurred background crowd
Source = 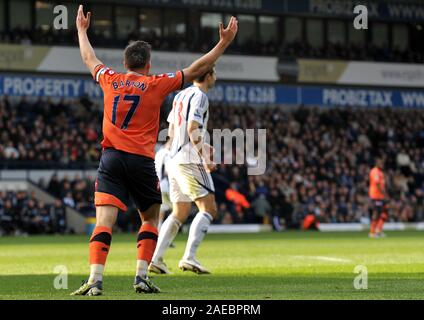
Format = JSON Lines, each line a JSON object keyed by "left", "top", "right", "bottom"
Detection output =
{"left": 1, "top": 96, "right": 424, "bottom": 234}
{"left": 0, "top": 190, "right": 66, "bottom": 236}
{"left": 2, "top": 26, "right": 423, "bottom": 63}
{"left": 0, "top": 96, "right": 102, "bottom": 168}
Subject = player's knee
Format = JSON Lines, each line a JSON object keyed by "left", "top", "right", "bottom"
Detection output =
{"left": 172, "top": 203, "right": 191, "bottom": 224}
{"left": 207, "top": 203, "right": 218, "bottom": 219}
{"left": 140, "top": 204, "right": 161, "bottom": 225}
{"left": 204, "top": 200, "right": 217, "bottom": 219}
{"left": 95, "top": 206, "right": 119, "bottom": 228}
{"left": 196, "top": 195, "right": 217, "bottom": 219}
{"left": 172, "top": 213, "right": 186, "bottom": 225}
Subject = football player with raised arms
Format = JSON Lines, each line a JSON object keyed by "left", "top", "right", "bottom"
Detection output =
{"left": 71, "top": 5, "right": 238, "bottom": 296}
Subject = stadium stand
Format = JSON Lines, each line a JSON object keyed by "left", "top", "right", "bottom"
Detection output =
{"left": 211, "top": 105, "right": 424, "bottom": 227}
{"left": 1, "top": 96, "right": 423, "bottom": 233}
{"left": 0, "top": 190, "right": 66, "bottom": 236}
{"left": 2, "top": 26, "right": 423, "bottom": 63}
{"left": 1, "top": 0, "right": 424, "bottom": 235}
{"left": 0, "top": 96, "right": 102, "bottom": 169}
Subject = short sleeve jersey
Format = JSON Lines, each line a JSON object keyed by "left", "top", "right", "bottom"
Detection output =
{"left": 167, "top": 86, "right": 209, "bottom": 164}
{"left": 369, "top": 167, "right": 385, "bottom": 200}
{"left": 93, "top": 65, "right": 184, "bottom": 159}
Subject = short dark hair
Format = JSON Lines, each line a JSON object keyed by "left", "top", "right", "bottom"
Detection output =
{"left": 195, "top": 67, "right": 215, "bottom": 83}
{"left": 124, "top": 41, "right": 152, "bottom": 70}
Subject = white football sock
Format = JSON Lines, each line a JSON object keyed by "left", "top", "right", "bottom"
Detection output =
{"left": 183, "top": 212, "right": 213, "bottom": 261}
{"left": 158, "top": 211, "right": 165, "bottom": 231}
{"left": 88, "top": 264, "right": 104, "bottom": 284}
{"left": 136, "top": 260, "right": 148, "bottom": 278}
{"left": 152, "top": 215, "right": 181, "bottom": 264}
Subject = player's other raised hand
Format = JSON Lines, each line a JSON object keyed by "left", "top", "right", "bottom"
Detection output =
{"left": 76, "top": 5, "right": 91, "bottom": 33}
{"left": 219, "top": 16, "right": 238, "bottom": 45}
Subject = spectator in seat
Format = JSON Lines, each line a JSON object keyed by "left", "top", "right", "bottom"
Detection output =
{"left": 50, "top": 199, "right": 67, "bottom": 234}
{"left": 251, "top": 194, "right": 271, "bottom": 224}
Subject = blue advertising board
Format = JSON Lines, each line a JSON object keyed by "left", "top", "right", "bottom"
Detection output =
{"left": 1, "top": 73, "right": 424, "bottom": 109}
{"left": 0, "top": 74, "right": 103, "bottom": 99}
{"left": 208, "top": 83, "right": 424, "bottom": 109}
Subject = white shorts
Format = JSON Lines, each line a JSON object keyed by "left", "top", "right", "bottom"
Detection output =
{"left": 169, "top": 163, "right": 215, "bottom": 203}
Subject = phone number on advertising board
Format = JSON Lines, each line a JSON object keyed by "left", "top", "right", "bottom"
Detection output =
{"left": 209, "top": 85, "right": 277, "bottom": 105}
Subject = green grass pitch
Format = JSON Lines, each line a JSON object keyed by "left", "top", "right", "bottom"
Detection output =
{"left": 0, "top": 231, "right": 423, "bottom": 300}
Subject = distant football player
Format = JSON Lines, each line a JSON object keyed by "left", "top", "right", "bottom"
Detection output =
{"left": 71, "top": 5, "right": 238, "bottom": 296}
{"left": 369, "top": 158, "right": 389, "bottom": 238}
{"left": 149, "top": 67, "right": 218, "bottom": 275}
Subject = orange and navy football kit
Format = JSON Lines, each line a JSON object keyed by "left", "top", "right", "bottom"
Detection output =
{"left": 369, "top": 166, "right": 387, "bottom": 214}
{"left": 92, "top": 64, "right": 184, "bottom": 213}
{"left": 369, "top": 166, "right": 388, "bottom": 234}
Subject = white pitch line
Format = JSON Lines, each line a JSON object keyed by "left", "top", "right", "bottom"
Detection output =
{"left": 292, "top": 255, "right": 352, "bottom": 263}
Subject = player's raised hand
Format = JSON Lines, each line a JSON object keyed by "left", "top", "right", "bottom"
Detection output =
{"left": 205, "top": 162, "right": 218, "bottom": 173}
{"left": 219, "top": 16, "right": 238, "bottom": 45}
{"left": 76, "top": 5, "right": 91, "bottom": 33}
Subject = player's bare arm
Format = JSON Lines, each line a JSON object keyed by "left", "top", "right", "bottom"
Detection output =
{"left": 188, "top": 121, "right": 216, "bottom": 172}
{"left": 183, "top": 17, "right": 238, "bottom": 83}
{"left": 187, "top": 120, "right": 202, "bottom": 155}
{"left": 76, "top": 5, "right": 103, "bottom": 77}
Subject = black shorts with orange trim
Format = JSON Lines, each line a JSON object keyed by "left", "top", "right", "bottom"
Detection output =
{"left": 95, "top": 148, "right": 162, "bottom": 212}
{"left": 370, "top": 199, "right": 388, "bottom": 216}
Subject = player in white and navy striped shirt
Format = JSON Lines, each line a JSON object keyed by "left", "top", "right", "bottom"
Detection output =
{"left": 149, "top": 67, "right": 218, "bottom": 275}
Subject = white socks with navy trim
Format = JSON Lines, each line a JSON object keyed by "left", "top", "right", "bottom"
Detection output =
{"left": 183, "top": 212, "right": 213, "bottom": 261}
{"left": 152, "top": 215, "right": 181, "bottom": 264}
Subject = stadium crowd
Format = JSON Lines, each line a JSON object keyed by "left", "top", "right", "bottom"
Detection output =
{"left": 210, "top": 105, "right": 424, "bottom": 228}
{"left": 0, "top": 95, "right": 102, "bottom": 168}
{"left": 0, "top": 190, "right": 67, "bottom": 236}
{"left": 38, "top": 173, "right": 96, "bottom": 217}
{"left": 1, "top": 96, "right": 424, "bottom": 231}
{"left": 2, "top": 26, "right": 423, "bottom": 63}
